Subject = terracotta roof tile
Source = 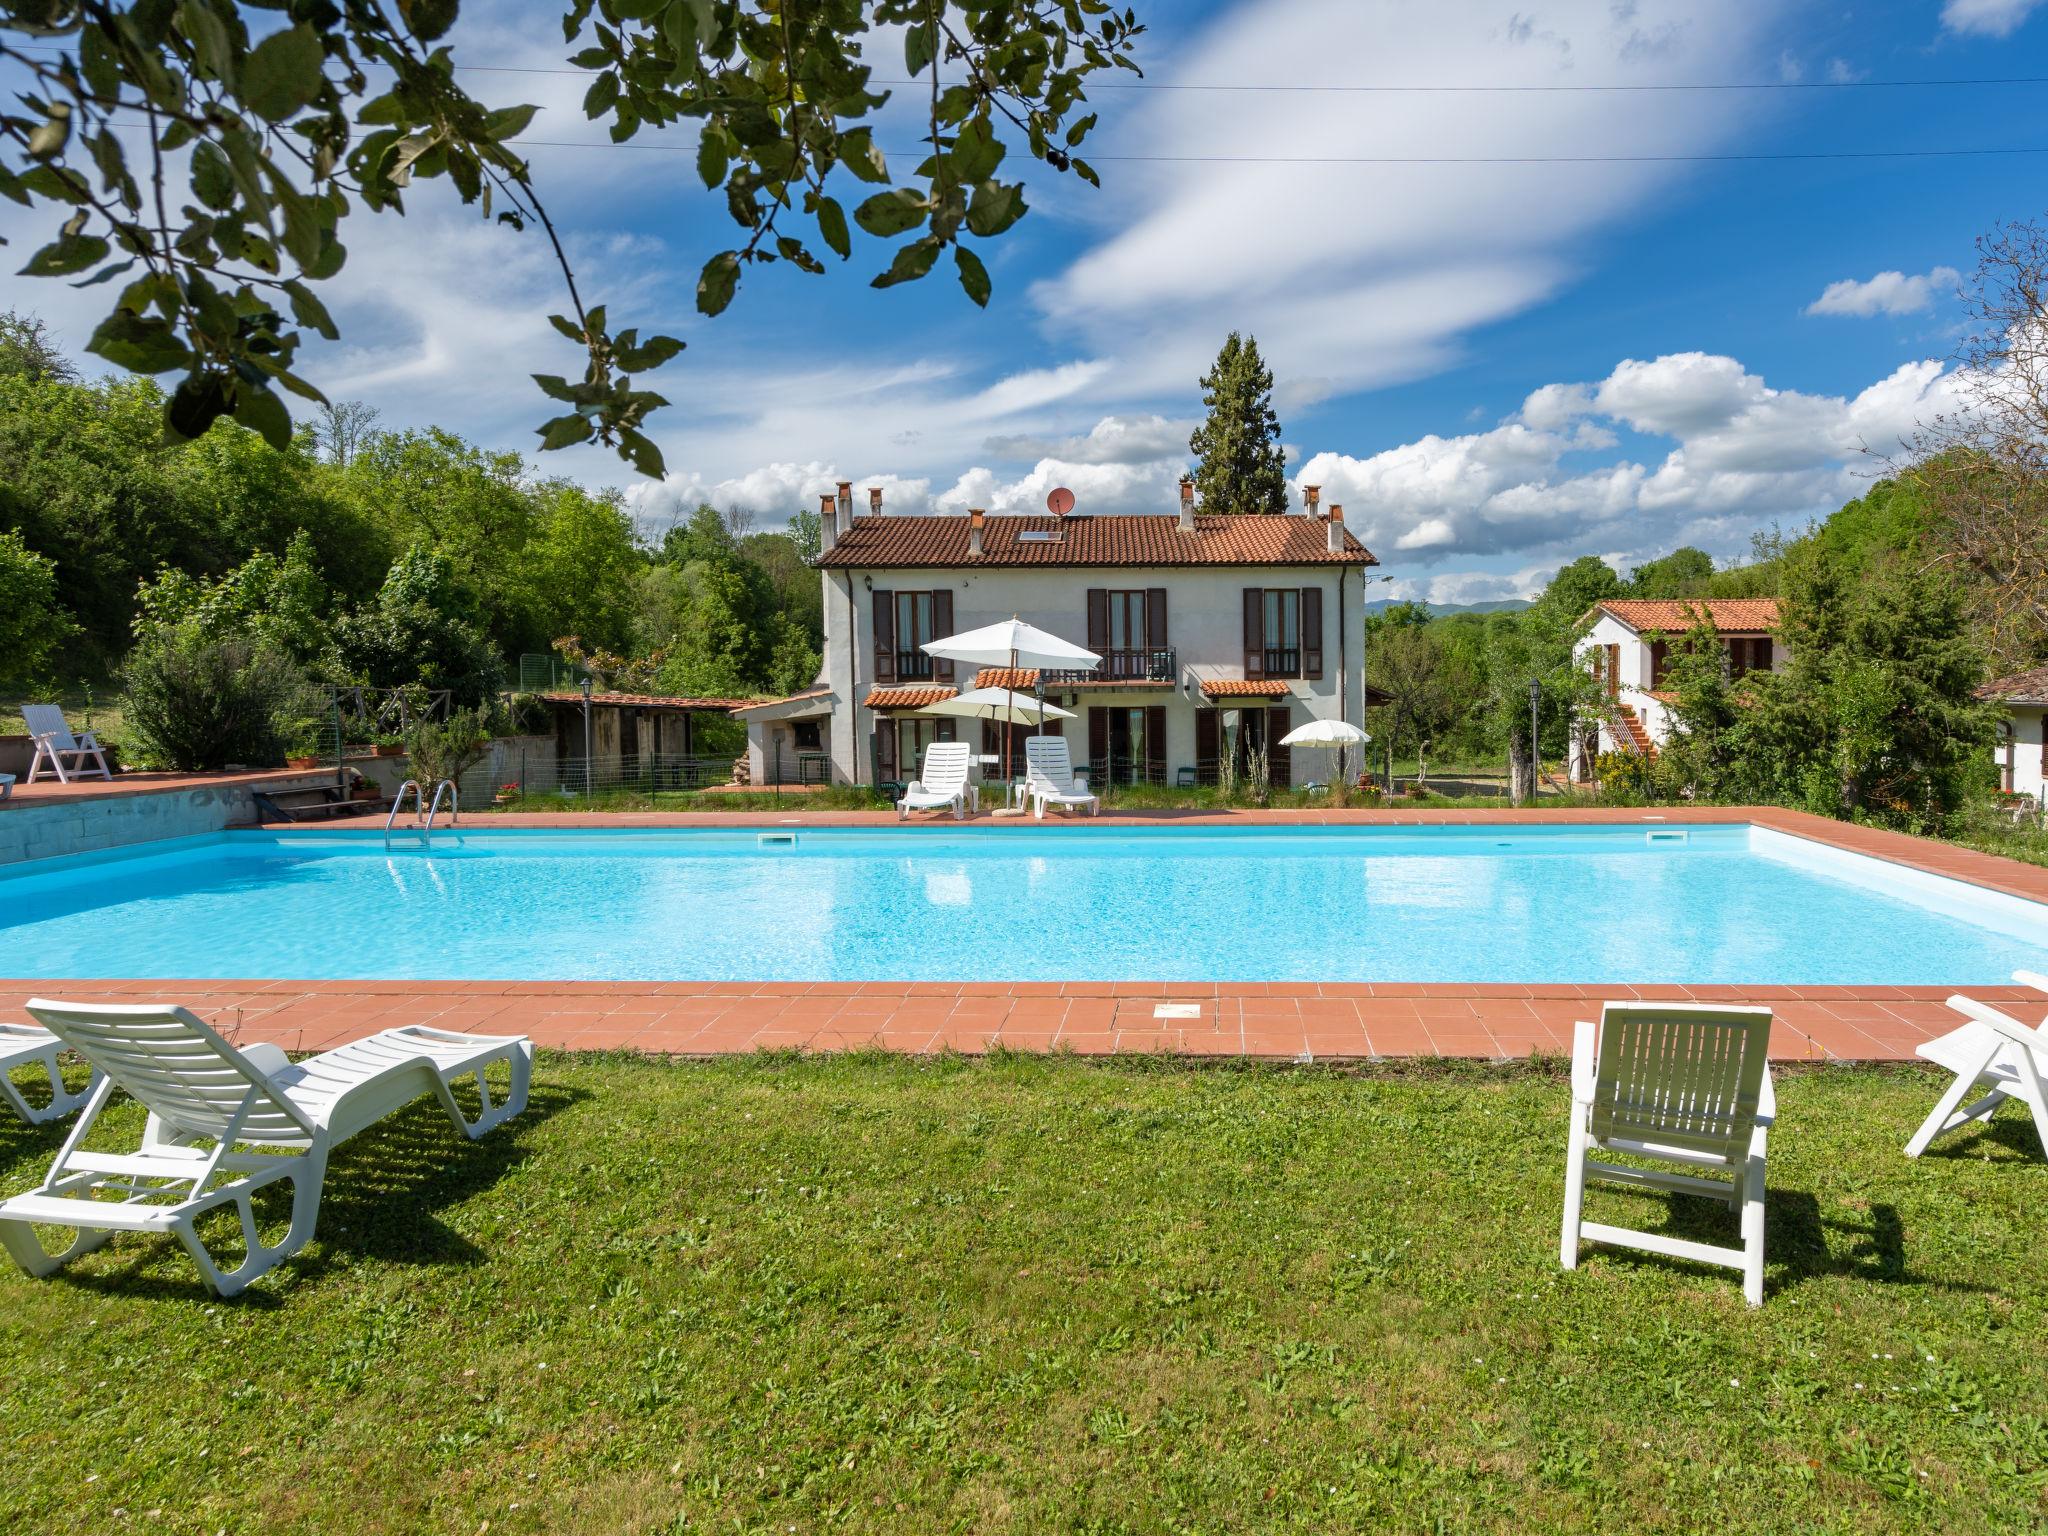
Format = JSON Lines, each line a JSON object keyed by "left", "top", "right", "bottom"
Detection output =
{"left": 1202, "top": 679, "right": 1293, "bottom": 698}
{"left": 864, "top": 686, "right": 957, "bottom": 710}
{"left": 541, "top": 691, "right": 761, "bottom": 711}
{"left": 974, "top": 668, "right": 1040, "bottom": 690}
{"left": 818, "top": 513, "right": 1377, "bottom": 569}
{"left": 1981, "top": 665, "right": 2048, "bottom": 705}
{"left": 1591, "top": 598, "right": 1781, "bottom": 635}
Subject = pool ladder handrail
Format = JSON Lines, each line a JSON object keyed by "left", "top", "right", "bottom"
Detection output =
{"left": 383, "top": 778, "right": 459, "bottom": 835}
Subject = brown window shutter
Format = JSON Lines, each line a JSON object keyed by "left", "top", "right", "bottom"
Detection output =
{"left": 1266, "top": 705, "right": 1292, "bottom": 788}
{"left": 873, "top": 590, "right": 896, "bottom": 683}
{"left": 1244, "top": 588, "right": 1264, "bottom": 678}
{"left": 1301, "top": 587, "right": 1323, "bottom": 680}
{"left": 1195, "top": 707, "right": 1220, "bottom": 785}
{"left": 1144, "top": 705, "right": 1167, "bottom": 785}
{"left": 931, "top": 589, "right": 955, "bottom": 682}
{"left": 1086, "top": 589, "right": 1109, "bottom": 653}
{"left": 1146, "top": 588, "right": 1168, "bottom": 650}
{"left": 1649, "top": 639, "right": 1667, "bottom": 690}
{"left": 877, "top": 719, "right": 897, "bottom": 782}
{"left": 1087, "top": 706, "right": 1109, "bottom": 782}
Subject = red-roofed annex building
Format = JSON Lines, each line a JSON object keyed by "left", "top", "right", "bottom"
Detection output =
{"left": 1570, "top": 598, "right": 1785, "bottom": 774}
{"left": 735, "top": 479, "right": 1385, "bottom": 791}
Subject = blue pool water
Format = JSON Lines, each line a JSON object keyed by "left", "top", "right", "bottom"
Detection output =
{"left": 0, "top": 824, "right": 2043, "bottom": 984}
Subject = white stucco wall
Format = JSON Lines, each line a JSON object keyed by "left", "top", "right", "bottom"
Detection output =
{"left": 819, "top": 560, "right": 1369, "bottom": 785}
{"left": 1997, "top": 705, "right": 2047, "bottom": 800}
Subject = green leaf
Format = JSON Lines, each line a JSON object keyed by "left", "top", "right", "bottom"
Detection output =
{"left": 696, "top": 251, "right": 740, "bottom": 316}
{"left": 283, "top": 280, "right": 338, "bottom": 340}
{"left": 904, "top": 21, "right": 936, "bottom": 76}
{"left": 954, "top": 244, "right": 990, "bottom": 308}
{"left": 232, "top": 380, "right": 294, "bottom": 449}
{"left": 854, "top": 188, "right": 927, "bottom": 238}
{"left": 951, "top": 118, "right": 1003, "bottom": 184}
{"left": 72, "top": 256, "right": 137, "bottom": 289}
{"left": 871, "top": 237, "right": 940, "bottom": 290}
{"left": 175, "top": 0, "right": 235, "bottom": 82}
{"left": 164, "top": 372, "right": 231, "bottom": 441}
{"left": 1066, "top": 113, "right": 1099, "bottom": 149}
{"left": 19, "top": 232, "right": 109, "bottom": 277}
{"left": 615, "top": 334, "right": 684, "bottom": 372}
{"left": 532, "top": 374, "right": 582, "bottom": 402}
{"left": 965, "top": 181, "right": 1026, "bottom": 238}
{"left": 547, "top": 314, "right": 585, "bottom": 344}
{"left": 537, "top": 412, "right": 594, "bottom": 450}
{"left": 616, "top": 426, "right": 666, "bottom": 478}
{"left": 404, "top": 0, "right": 462, "bottom": 42}
{"left": 242, "top": 25, "right": 327, "bottom": 124}
{"left": 838, "top": 128, "right": 888, "bottom": 184}
{"left": 192, "top": 141, "right": 236, "bottom": 211}
{"left": 583, "top": 71, "right": 620, "bottom": 119}
{"left": 696, "top": 128, "right": 728, "bottom": 190}
{"left": 484, "top": 104, "right": 539, "bottom": 142}
{"left": 814, "top": 194, "right": 850, "bottom": 259}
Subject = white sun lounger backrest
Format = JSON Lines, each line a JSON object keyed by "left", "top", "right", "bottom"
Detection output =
{"left": 19, "top": 705, "right": 80, "bottom": 751}
{"left": 1024, "top": 736, "right": 1079, "bottom": 795}
{"left": 27, "top": 999, "right": 317, "bottom": 1143}
{"left": 1589, "top": 1003, "right": 1772, "bottom": 1161}
{"left": 917, "top": 741, "right": 972, "bottom": 791}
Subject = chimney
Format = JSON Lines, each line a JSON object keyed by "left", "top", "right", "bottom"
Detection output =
{"left": 1326, "top": 502, "right": 1345, "bottom": 555}
{"left": 835, "top": 480, "right": 853, "bottom": 535}
{"left": 1303, "top": 484, "right": 1321, "bottom": 519}
{"left": 968, "top": 506, "right": 986, "bottom": 558}
{"left": 868, "top": 485, "right": 883, "bottom": 518}
{"left": 1177, "top": 474, "right": 1196, "bottom": 533}
{"left": 818, "top": 492, "right": 839, "bottom": 554}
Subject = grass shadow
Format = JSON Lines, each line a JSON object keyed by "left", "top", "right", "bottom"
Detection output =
{"left": 1915, "top": 1107, "right": 2046, "bottom": 1164}
{"left": 1591, "top": 1183, "right": 2000, "bottom": 1300}
{"left": 22, "top": 1081, "right": 583, "bottom": 1305}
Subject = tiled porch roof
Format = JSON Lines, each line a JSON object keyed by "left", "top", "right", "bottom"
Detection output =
{"left": 864, "top": 686, "right": 957, "bottom": 711}
{"left": 974, "top": 668, "right": 1039, "bottom": 690}
{"left": 1587, "top": 598, "right": 1781, "bottom": 636}
{"left": 1202, "top": 679, "right": 1292, "bottom": 698}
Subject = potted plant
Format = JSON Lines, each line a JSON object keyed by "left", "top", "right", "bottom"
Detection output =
{"left": 492, "top": 780, "right": 521, "bottom": 806}
{"left": 372, "top": 732, "right": 405, "bottom": 758}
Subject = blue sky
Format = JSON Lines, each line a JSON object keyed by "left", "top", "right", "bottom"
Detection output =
{"left": 9, "top": 0, "right": 2048, "bottom": 602}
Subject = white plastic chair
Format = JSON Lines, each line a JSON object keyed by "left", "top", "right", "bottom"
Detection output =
{"left": 1024, "top": 736, "right": 1099, "bottom": 819}
{"left": 1561, "top": 1002, "right": 1776, "bottom": 1306}
{"left": 1904, "top": 970, "right": 2048, "bottom": 1160}
{"left": 0, "top": 1022, "right": 99, "bottom": 1124}
{"left": 0, "top": 1000, "right": 532, "bottom": 1296}
{"left": 21, "top": 705, "right": 111, "bottom": 783}
{"left": 897, "top": 741, "right": 973, "bottom": 820}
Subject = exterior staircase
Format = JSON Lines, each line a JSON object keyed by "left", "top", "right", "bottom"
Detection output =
{"left": 1613, "top": 701, "right": 1657, "bottom": 759}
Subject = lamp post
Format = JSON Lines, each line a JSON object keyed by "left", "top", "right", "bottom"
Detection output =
{"left": 1528, "top": 676, "right": 1542, "bottom": 800}
{"left": 581, "top": 675, "right": 593, "bottom": 800}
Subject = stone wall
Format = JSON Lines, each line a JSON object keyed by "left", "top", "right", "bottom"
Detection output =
{"left": 0, "top": 771, "right": 341, "bottom": 866}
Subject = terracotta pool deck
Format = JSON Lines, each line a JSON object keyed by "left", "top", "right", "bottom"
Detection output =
{"left": 8, "top": 805, "right": 2044, "bottom": 1066}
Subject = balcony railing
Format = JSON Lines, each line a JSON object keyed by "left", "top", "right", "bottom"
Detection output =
{"left": 894, "top": 651, "right": 935, "bottom": 680}
{"left": 1043, "top": 647, "right": 1176, "bottom": 686}
{"left": 1257, "top": 646, "right": 1300, "bottom": 679}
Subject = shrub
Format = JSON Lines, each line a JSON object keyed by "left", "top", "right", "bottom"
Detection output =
{"left": 123, "top": 628, "right": 310, "bottom": 771}
{"left": 405, "top": 706, "right": 494, "bottom": 786}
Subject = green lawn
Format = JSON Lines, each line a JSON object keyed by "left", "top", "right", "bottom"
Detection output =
{"left": 2, "top": 1054, "right": 2042, "bottom": 1534}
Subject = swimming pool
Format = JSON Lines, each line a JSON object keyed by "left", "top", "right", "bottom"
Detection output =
{"left": 3, "top": 823, "right": 2044, "bottom": 985}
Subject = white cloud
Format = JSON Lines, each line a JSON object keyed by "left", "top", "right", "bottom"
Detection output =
{"left": 1940, "top": 0, "right": 2045, "bottom": 37}
{"left": 981, "top": 413, "right": 1194, "bottom": 465}
{"left": 1295, "top": 351, "right": 1963, "bottom": 573}
{"left": 1030, "top": 0, "right": 1782, "bottom": 404}
{"left": 1805, "top": 267, "right": 1960, "bottom": 318}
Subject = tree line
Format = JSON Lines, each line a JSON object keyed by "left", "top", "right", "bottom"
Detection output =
{"left": 0, "top": 314, "right": 821, "bottom": 766}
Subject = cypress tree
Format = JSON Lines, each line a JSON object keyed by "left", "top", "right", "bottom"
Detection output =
{"left": 1188, "top": 332, "right": 1288, "bottom": 514}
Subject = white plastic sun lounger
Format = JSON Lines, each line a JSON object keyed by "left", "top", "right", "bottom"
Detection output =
{"left": 1024, "top": 736, "right": 1098, "bottom": 819}
{"left": 0, "top": 1021, "right": 99, "bottom": 1125}
{"left": 0, "top": 1000, "right": 531, "bottom": 1296}
{"left": 1561, "top": 1002, "right": 1776, "bottom": 1306}
{"left": 897, "top": 740, "right": 973, "bottom": 820}
{"left": 1904, "top": 970, "right": 2048, "bottom": 1160}
{"left": 21, "top": 704, "right": 111, "bottom": 783}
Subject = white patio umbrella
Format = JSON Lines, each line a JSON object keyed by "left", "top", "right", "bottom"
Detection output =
{"left": 1279, "top": 718, "right": 1371, "bottom": 785}
{"left": 923, "top": 618, "right": 1099, "bottom": 799}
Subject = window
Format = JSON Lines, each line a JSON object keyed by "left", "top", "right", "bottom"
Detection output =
{"left": 895, "top": 592, "right": 937, "bottom": 679}
{"left": 1243, "top": 587, "right": 1321, "bottom": 679}
{"left": 1726, "top": 637, "right": 1771, "bottom": 678}
{"left": 876, "top": 716, "right": 956, "bottom": 783}
{"left": 1263, "top": 589, "right": 1299, "bottom": 676}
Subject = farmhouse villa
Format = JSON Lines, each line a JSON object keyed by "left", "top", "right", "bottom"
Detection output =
{"left": 738, "top": 479, "right": 1384, "bottom": 790}
{"left": 1570, "top": 598, "right": 1785, "bottom": 776}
